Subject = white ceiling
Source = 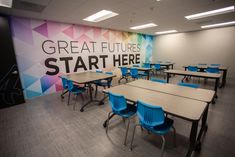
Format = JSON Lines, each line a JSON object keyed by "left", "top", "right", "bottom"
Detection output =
{"left": 0, "top": 0, "right": 234, "bottom": 35}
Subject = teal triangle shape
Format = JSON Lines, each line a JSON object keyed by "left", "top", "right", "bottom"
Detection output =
{"left": 25, "top": 89, "right": 42, "bottom": 99}
{"left": 22, "top": 74, "right": 38, "bottom": 88}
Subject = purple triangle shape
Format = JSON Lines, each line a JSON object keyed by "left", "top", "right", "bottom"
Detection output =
{"left": 33, "top": 23, "right": 48, "bottom": 38}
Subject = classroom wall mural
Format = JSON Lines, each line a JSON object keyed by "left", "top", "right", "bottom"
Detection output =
{"left": 10, "top": 16, "right": 154, "bottom": 99}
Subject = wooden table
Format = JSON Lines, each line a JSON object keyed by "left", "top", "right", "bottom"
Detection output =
{"left": 104, "top": 84, "right": 208, "bottom": 157}
{"left": 164, "top": 70, "right": 221, "bottom": 99}
{"left": 127, "top": 79, "right": 215, "bottom": 103}
{"left": 62, "top": 71, "right": 116, "bottom": 112}
{"left": 183, "top": 65, "right": 228, "bottom": 88}
{"left": 119, "top": 66, "right": 152, "bottom": 80}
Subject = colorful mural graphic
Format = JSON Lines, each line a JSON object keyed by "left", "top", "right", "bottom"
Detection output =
{"left": 11, "top": 16, "right": 153, "bottom": 99}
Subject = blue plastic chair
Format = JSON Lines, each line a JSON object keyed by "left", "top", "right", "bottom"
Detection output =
{"left": 60, "top": 77, "right": 69, "bottom": 99}
{"left": 118, "top": 67, "right": 129, "bottom": 83}
{"left": 130, "top": 100, "right": 176, "bottom": 157}
{"left": 187, "top": 66, "right": 198, "bottom": 72}
{"left": 151, "top": 78, "right": 167, "bottom": 84}
{"left": 130, "top": 68, "right": 139, "bottom": 80}
{"left": 143, "top": 63, "right": 151, "bottom": 68}
{"left": 67, "top": 80, "right": 86, "bottom": 110}
{"left": 106, "top": 92, "right": 137, "bottom": 145}
{"left": 178, "top": 82, "right": 200, "bottom": 88}
{"left": 94, "top": 71, "right": 113, "bottom": 97}
{"left": 206, "top": 67, "right": 220, "bottom": 73}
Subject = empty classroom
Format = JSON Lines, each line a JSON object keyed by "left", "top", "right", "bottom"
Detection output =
{"left": 0, "top": 1, "right": 235, "bottom": 157}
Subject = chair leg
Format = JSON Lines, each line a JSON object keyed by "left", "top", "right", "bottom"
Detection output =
{"left": 160, "top": 135, "right": 166, "bottom": 157}
{"left": 67, "top": 92, "right": 71, "bottom": 105}
{"left": 124, "top": 118, "right": 130, "bottom": 146}
{"left": 73, "top": 94, "right": 78, "bottom": 110}
{"left": 80, "top": 93, "right": 84, "bottom": 102}
{"left": 172, "top": 126, "right": 176, "bottom": 147}
{"left": 130, "top": 124, "right": 140, "bottom": 150}
{"left": 106, "top": 111, "right": 113, "bottom": 133}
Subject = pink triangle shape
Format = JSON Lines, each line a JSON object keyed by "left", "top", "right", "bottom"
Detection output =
{"left": 63, "top": 25, "right": 74, "bottom": 39}
{"left": 33, "top": 23, "right": 48, "bottom": 38}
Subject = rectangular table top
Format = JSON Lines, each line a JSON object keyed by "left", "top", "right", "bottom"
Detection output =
{"left": 164, "top": 70, "right": 221, "bottom": 79}
{"left": 127, "top": 79, "right": 215, "bottom": 103}
{"left": 104, "top": 85, "right": 207, "bottom": 122}
{"left": 183, "top": 65, "right": 228, "bottom": 70}
{"left": 61, "top": 71, "right": 116, "bottom": 84}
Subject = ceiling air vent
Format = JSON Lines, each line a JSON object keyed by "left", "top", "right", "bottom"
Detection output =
{"left": 13, "top": 0, "right": 47, "bottom": 13}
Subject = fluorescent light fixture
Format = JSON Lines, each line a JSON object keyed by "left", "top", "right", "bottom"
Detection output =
{"left": 130, "top": 23, "right": 157, "bottom": 30}
{"left": 0, "top": 0, "right": 12, "bottom": 8}
{"left": 185, "top": 6, "right": 234, "bottom": 20}
{"left": 155, "top": 30, "right": 178, "bottom": 35}
{"left": 201, "top": 21, "right": 235, "bottom": 29}
{"left": 83, "top": 10, "right": 118, "bottom": 22}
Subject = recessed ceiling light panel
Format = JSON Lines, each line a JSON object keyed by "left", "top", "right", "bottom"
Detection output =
{"left": 130, "top": 23, "right": 157, "bottom": 30}
{"left": 0, "top": 0, "right": 12, "bottom": 8}
{"left": 185, "top": 6, "right": 234, "bottom": 20}
{"left": 83, "top": 10, "right": 119, "bottom": 22}
{"left": 155, "top": 30, "right": 178, "bottom": 35}
{"left": 201, "top": 21, "right": 235, "bottom": 29}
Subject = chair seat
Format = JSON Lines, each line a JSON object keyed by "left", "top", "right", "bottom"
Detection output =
{"left": 70, "top": 87, "right": 86, "bottom": 94}
{"left": 114, "top": 104, "right": 137, "bottom": 118}
{"left": 142, "top": 117, "right": 174, "bottom": 135}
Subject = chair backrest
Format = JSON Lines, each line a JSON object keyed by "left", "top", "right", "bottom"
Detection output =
{"left": 143, "top": 63, "right": 151, "bottom": 68}
{"left": 133, "top": 64, "right": 140, "bottom": 67}
{"left": 154, "top": 64, "right": 161, "bottom": 70}
{"left": 151, "top": 78, "right": 167, "bottom": 84}
{"left": 206, "top": 67, "right": 220, "bottom": 73}
{"left": 108, "top": 92, "right": 127, "bottom": 112}
{"left": 67, "top": 80, "right": 75, "bottom": 91}
{"left": 130, "top": 68, "right": 138, "bottom": 77}
{"left": 120, "top": 67, "right": 128, "bottom": 76}
{"left": 137, "top": 100, "right": 165, "bottom": 127}
{"left": 61, "top": 77, "right": 68, "bottom": 89}
{"left": 187, "top": 66, "right": 198, "bottom": 72}
{"left": 177, "top": 82, "right": 199, "bottom": 88}
{"left": 210, "top": 64, "right": 221, "bottom": 67}
{"left": 96, "top": 69, "right": 103, "bottom": 73}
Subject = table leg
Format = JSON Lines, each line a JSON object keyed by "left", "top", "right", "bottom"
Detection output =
{"left": 186, "top": 121, "right": 199, "bottom": 157}
{"left": 80, "top": 83, "right": 100, "bottom": 112}
{"left": 147, "top": 71, "right": 150, "bottom": 80}
{"left": 195, "top": 104, "right": 209, "bottom": 151}
{"left": 103, "top": 113, "right": 115, "bottom": 127}
{"left": 220, "top": 70, "right": 227, "bottom": 88}
{"left": 166, "top": 73, "right": 170, "bottom": 83}
{"left": 214, "top": 78, "right": 219, "bottom": 99}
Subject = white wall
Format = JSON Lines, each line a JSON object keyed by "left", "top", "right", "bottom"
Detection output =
{"left": 153, "top": 26, "right": 235, "bottom": 78}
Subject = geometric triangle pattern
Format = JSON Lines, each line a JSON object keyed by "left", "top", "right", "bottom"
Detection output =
{"left": 11, "top": 16, "right": 154, "bottom": 99}
{"left": 33, "top": 22, "right": 48, "bottom": 38}
{"left": 22, "top": 74, "right": 38, "bottom": 88}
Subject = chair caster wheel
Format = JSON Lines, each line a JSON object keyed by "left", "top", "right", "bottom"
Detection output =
{"left": 61, "top": 96, "right": 64, "bottom": 99}
{"left": 103, "top": 121, "right": 107, "bottom": 127}
{"left": 195, "top": 142, "right": 201, "bottom": 151}
{"left": 205, "top": 125, "right": 208, "bottom": 132}
{"left": 80, "top": 108, "right": 84, "bottom": 112}
{"left": 99, "top": 102, "right": 104, "bottom": 105}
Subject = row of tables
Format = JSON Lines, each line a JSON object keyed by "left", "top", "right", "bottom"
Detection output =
{"left": 104, "top": 79, "right": 215, "bottom": 157}
{"left": 61, "top": 62, "right": 227, "bottom": 157}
